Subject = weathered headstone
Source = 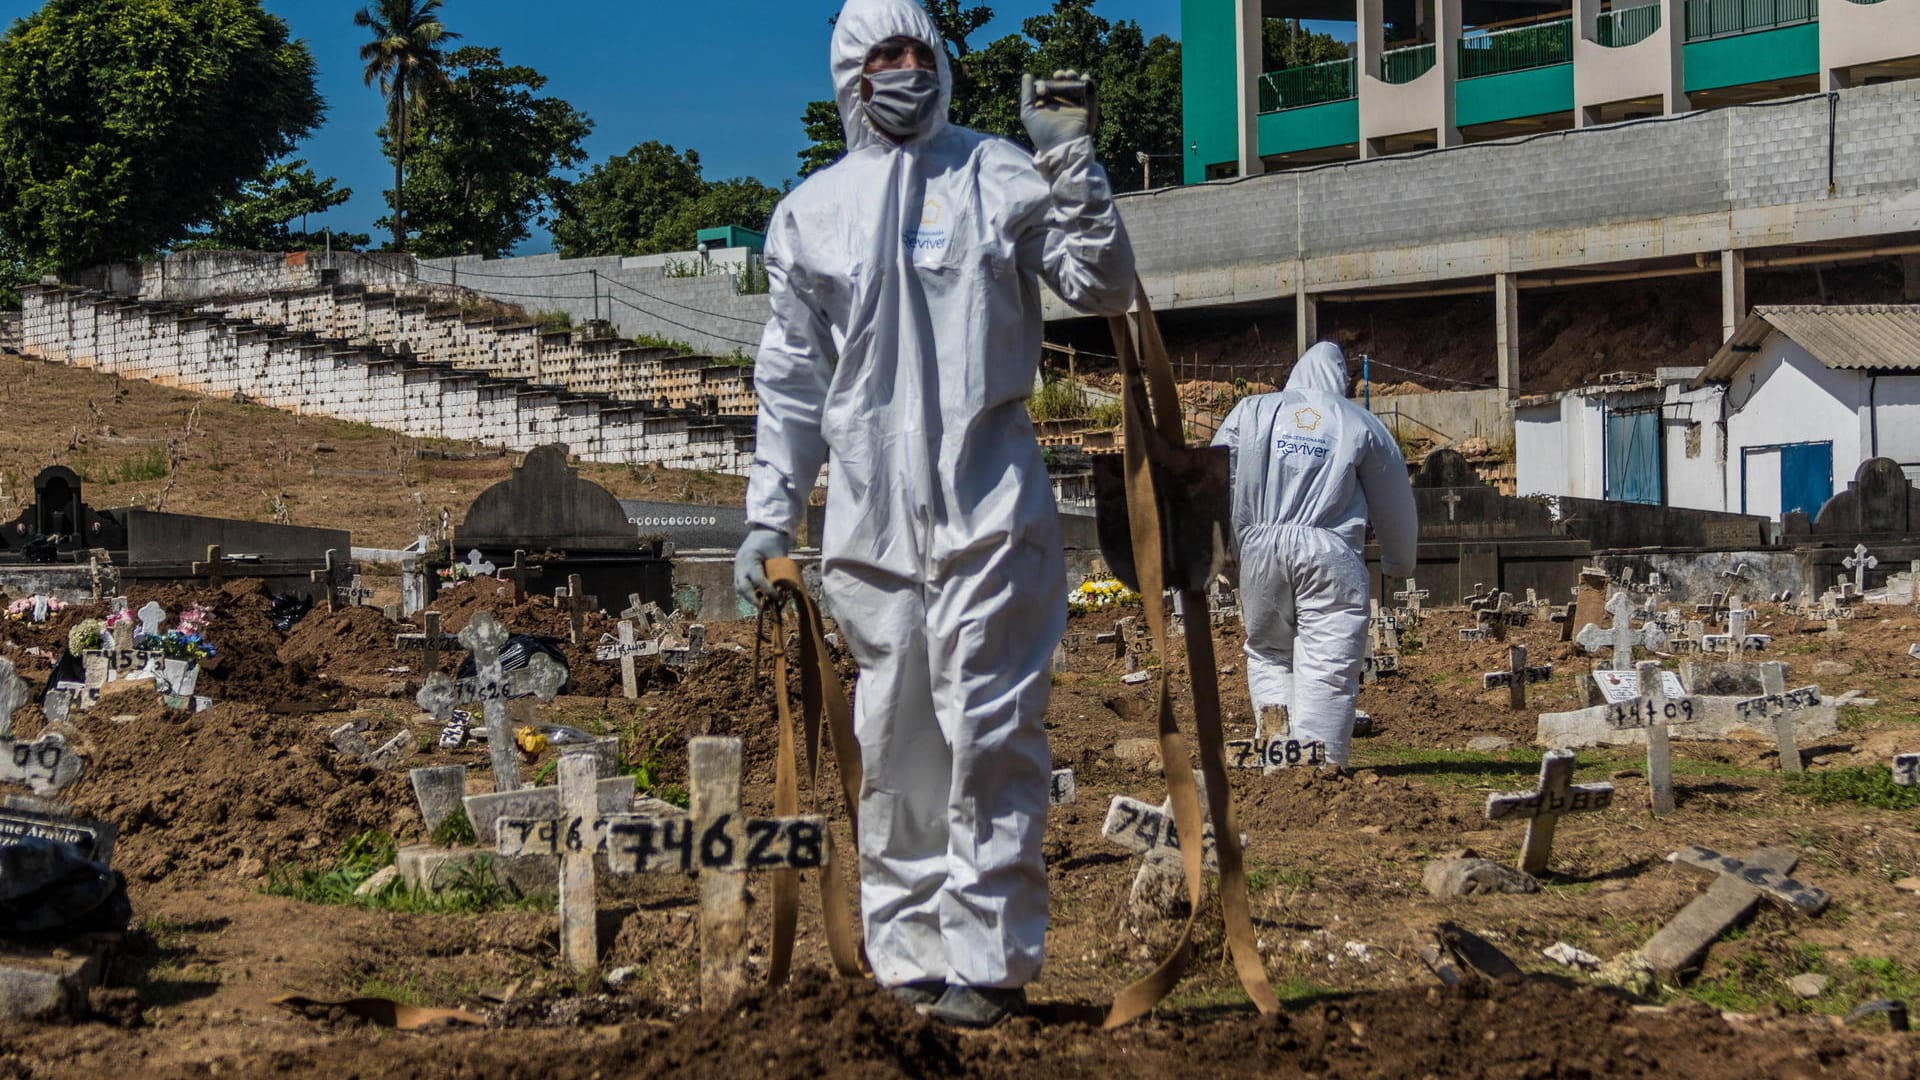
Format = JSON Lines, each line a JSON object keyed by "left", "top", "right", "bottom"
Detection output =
{"left": 1484, "top": 750, "right": 1613, "bottom": 875}
{"left": 410, "top": 765, "right": 468, "bottom": 835}
{"left": 0, "top": 658, "right": 32, "bottom": 738}
{"left": 1483, "top": 644, "right": 1552, "bottom": 710}
{"left": 496, "top": 737, "right": 825, "bottom": 1004}
{"left": 415, "top": 612, "right": 568, "bottom": 794}
{"left": 135, "top": 601, "right": 166, "bottom": 640}
{"left": 0, "top": 803, "right": 115, "bottom": 865}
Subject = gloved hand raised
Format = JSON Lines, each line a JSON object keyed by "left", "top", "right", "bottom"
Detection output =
{"left": 1020, "top": 69, "right": 1097, "bottom": 155}
{"left": 733, "top": 526, "right": 791, "bottom": 607}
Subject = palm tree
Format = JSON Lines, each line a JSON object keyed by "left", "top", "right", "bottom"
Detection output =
{"left": 354, "top": 0, "right": 459, "bottom": 252}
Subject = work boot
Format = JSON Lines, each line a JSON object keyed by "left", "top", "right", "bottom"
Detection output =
{"left": 885, "top": 980, "right": 947, "bottom": 1008}
{"left": 921, "top": 984, "right": 1027, "bottom": 1028}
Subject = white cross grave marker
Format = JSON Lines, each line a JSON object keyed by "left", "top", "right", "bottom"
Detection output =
{"left": 463, "top": 549, "right": 497, "bottom": 577}
{"left": 1393, "top": 578, "right": 1429, "bottom": 622}
{"left": 496, "top": 738, "right": 827, "bottom": 1002}
{"left": 1483, "top": 644, "right": 1553, "bottom": 710}
{"left": 1575, "top": 591, "right": 1667, "bottom": 670}
{"left": 1844, "top": 543, "right": 1879, "bottom": 597}
{"left": 135, "top": 601, "right": 166, "bottom": 640}
{"left": 595, "top": 620, "right": 659, "bottom": 698}
{"left": 1730, "top": 661, "right": 1821, "bottom": 776}
{"left": 1441, "top": 491, "right": 1462, "bottom": 521}
{"left": 415, "top": 612, "right": 568, "bottom": 793}
{"left": 1484, "top": 749, "right": 1614, "bottom": 875}
{"left": 1603, "top": 660, "right": 1699, "bottom": 816}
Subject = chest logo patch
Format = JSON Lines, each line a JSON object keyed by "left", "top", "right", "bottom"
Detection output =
{"left": 1294, "top": 407, "right": 1322, "bottom": 432}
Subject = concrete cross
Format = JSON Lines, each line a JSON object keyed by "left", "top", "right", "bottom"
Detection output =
{"left": 1482, "top": 644, "right": 1553, "bottom": 710}
{"left": 1702, "top": 607, "right": 1770, "bottom": 655}
{"left": 415, "top": 612, "right": 567, "bottom": 793}
{"left": 1575, "top": 590, "right": 1667, "bottom": 671}
{"left": 1670, "top": 845, "right": 1830, "bottom": 915}
{"left": 191, "top": 544, "right": 226, "bottom": 588}
{"left": 309, "top": 549, "right": 347, "bottom": 612}
{"left": 1844, "top": 543, "right": 1879, "bottom": 597}
{"left": 1602, "top": 660, "right": 1698, "bottom": 816}
{"left": 1640, "top": 846, "right": 1828, "bottom": 977}
{"left": 87, "top": 548, "right": 117, "bottom": 602}
{"left": 1692, "top": 590, "right": 1729, "bottom": 621}
{"left": 497, "top": 738, "right": 826, "bottom": 1002}
{"left": 1441, "top": 491, "right": 1462, "bottom": 522}
{"left": 619, "top": 592, "right": 651, "bottom": 632}
{"left": 1101, "top": 775, "right": 1242, "bottom": 917}
{"left": 394, "top": 611, "right": 457, "bottom": 675}
{"left": 1392, "top": 578, "right": 1429, "bottom": 621}
{"left": 329, "top": 720, "right": 412, "bottom": 771}
{"left": 463, "top": 549, "right": 497, "bottom": 577}
{"left": 595, "top": 620, "right": 659, "bottom": 698}
{"left": 1730, "top": 661, "right": 1821, "bottom": 775}
{"left": 1484, "top": 749, "right": 1613, "bottom": 875}
{"left": 555, "top": 573, "right": 598, "bottom": 646}
{"left": 135, "top": 601, "right": 167, "bottom": 640}
{"left": 498, "top": 549, "right": 544, "bottom": 602}
{"left": 1368, "top": 600, "right": 1401, "bottom": 655}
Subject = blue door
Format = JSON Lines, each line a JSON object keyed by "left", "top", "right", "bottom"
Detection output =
{"left": 1605, "top": 408, "right": 1663, "bottom": 505}
{"left": 1779, "top": 442, "right": 1833, "bottom": 518}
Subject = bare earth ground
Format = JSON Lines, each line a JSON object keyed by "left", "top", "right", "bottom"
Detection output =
{"left": 0, "top": 360, "right": 1917, "bottom": 1074}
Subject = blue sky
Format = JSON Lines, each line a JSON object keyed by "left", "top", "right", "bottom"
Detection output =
{"left": 0, "top": 1, "right": 1193, "bottom": 252}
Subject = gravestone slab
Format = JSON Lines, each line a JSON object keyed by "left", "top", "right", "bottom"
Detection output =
{"left": 0, "top": 804, "right": 114, "bottom": 865}
{"left": 0, "top": 733, "right": 83, "bottom": 795}
{"left": 410, "top": 765, "right": 468, "bottom": 835}
{"left": 463, "top": 774, "right": 636, "bottom": 846}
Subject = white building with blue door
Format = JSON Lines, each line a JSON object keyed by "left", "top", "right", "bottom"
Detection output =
{"left": 1514, "top": 306, "right": 1920, "bottom": 522}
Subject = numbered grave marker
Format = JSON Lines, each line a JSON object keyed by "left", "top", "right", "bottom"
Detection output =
{"left": 555, "top": 574, "right": 598, "bottom": 646}
{"left": 1102, "top": 794, "right": 1219, "bottom": 872}
{"left": 1894, "top": 753, "right": 1920, "bottom": 787}
{"left": 394, "top": 611, "right": 457, "bottom": 676}
{"left": 1226, "top": 735, "right": 1327, "bottom": 771}
{"left": 1730, "top": 662, "right": 1820, "bottom": 775}
{"left": 0, "top": 731, "right": 84, "bottom": 795}
{"left": 1483, "top": 644, "right": 1553, "bottom": 711}
{"left": 337, "top": 573, "right": 374, "bottom": 609}
{"left": 308, "top": 549, "right": 348, "bottom": 612}
{"left": 1603, "top": 661, "right": 1700, "bottom": 816}
{"left": 1484, "top": 749, "right": 1613, "bottom": 875}
{"left": 496, "top": 739, "right": 826, "bottom": 1006}
{"left": 1368, "top": 600, "right": 1402, "bottom": 654}
{"left": 1459, "top": 626, "right": 1489, "bottom": 642}
{"left": 1671, "top": 844, "right": 1830, "bottom": 916}
{"left": 1360, "top": 652, "right": 1399, "bottom": 683}
{"left": 415, "top": 612, "right": 567, "bottom": 793}
{"left": 1642, "top": 846, "right": 1824, "bottom": 976}
{"left": 596, "top": 620, "right": 658, "bottom": 699}
{"left": 1393, "top": 578, "right": 1429, "bottom": 623}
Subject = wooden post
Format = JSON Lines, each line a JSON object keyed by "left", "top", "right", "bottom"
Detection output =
{"left": 1638, "top": 661, "right": 1676, "bottom": 817}
{"left": 616, "top": 620, "right": 639, "bottom": 698}
{"left": 500, "top": 549, "right": 543, "bottom": 602}
{"left": 309, "top": 549, "right": 342, "bottom": 612}
{"left": 692, "top": 736, "right": 749, "bottom": 1010}
{"left": 558, "top": 573, "right": 597, "bottom": 646}
{"left": 557, "top": 753, "right": 599, "bottom": 975}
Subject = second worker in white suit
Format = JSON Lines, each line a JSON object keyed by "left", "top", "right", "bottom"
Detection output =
{"left": 1212, "top": 342, "right": 1419, "bottom": 769}
{"left": 732, "top": 0, "right": 1135, "bottom": 1027}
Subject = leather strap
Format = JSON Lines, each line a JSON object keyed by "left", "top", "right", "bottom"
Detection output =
{"left": 1103, "top": 282, "right": 1278, "bottom": 1028}
{"left": 764, "top": 556, "right": 867, "bottom": 983}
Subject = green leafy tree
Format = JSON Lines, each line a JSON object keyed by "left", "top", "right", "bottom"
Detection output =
{"left": 182, "top": 160, "right": 369, "bottom": 251}
{"left": 797, "top": 100, "right": 846, "bottom": 178}
{"left": 382, "top": 47, "right": 591, "bottom": 258}
{"left": 553, "top": 142, "right": 783, "bottom": 258}
{"left": 0, "top": 0, "right": 322, "bottom": 271}
{"left": 355, "top": 0, "right": 460, "bottom": 252}
{"left": 1262, "top": 18, "right": 1350, "bottom": 70}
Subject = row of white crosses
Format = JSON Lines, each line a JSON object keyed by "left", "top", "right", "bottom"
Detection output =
{"left": 593, "top": 594, "right": 709, "bottom": 698}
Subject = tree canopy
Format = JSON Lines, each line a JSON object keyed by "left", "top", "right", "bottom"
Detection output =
{"left": 380, "top": 46, "right": 592, "bottom": 259}
{"left": 795, "top": 0, "right": 1182, "bottom": 191}
{"left": 551, "top": 142, "right": 784, "bottom": 259}
{"left": 0, "top": 0, "right": 323, "bottom": 271}
{"left": 182, "top": 160, "right": 368, "bottom": 252}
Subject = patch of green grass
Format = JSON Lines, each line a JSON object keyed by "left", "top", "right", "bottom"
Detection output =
{"left": 430, "top": 808, "right": 476, "bottom": 847}
{"left": 1785, "top": 766, "right": 1920, "bottom": 811}
{"left": 358, "top": 975, "right": 427, "bottom": 1006}
{"left": 1245, "top": 862, "right": 1316, "bottom": 893}
{"left": 627, "top": 731, "right": 690, "bottom": 809}
{"left": 1087, "top": 400, "right": 1124, "bottom": 429}
{"left": 1028, "top": 376, "right": 1086, "bottom": 422}
{"left": 264, "top": 830, "right": 539, "bottom": 914}
{"left": 633, "top": 333, "right": 693, "bottom": 355}
{"left": 71, "top": 446, "right": 167, "bottom": 484}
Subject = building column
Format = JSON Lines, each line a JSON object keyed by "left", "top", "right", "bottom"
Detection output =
{"left": 1495, "top": 273, "right": 1520, "bottom": 396}
{"left": 1235, "top": 0, "right": 1265, "bottom": 178}
{"left": 1435, "top": 0, "right": 1462, "bottom": 149}
{"left": 1902, "top": 254, "right": 1920, "bottom": 302}
{"left": 1721, "top": 249, "right": 1746, "bottom": 341}
{"left": 1356, "top": 0, "right": 1385, "bottom": 158}
{"left": 1574, "top": 0, "right": 1601, "bottom": 128}
{"left": 1296, "top": 283, "right": 1318, "bottom": 357}
{"left": 1660, "top": 0, "right": 1690, "bottom": 115}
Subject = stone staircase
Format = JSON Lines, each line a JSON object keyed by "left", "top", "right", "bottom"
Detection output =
{"left": 18, "top": 284, "right": 754, "bottom": 473}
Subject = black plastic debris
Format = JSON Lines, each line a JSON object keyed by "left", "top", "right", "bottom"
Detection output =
{"left": 456, "top": 634, "right": 571, "bottom": 695}
{"left": 0, "top": 837, "right": 131, "bottom": 936}
{"left": 268, "top": 591, "right": 313, "bottom": 632}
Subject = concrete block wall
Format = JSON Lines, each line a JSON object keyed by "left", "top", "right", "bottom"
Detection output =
{"left": 18, "top": 286, "right": 755, "bottom": 474}
{"left": 197, "top": 287, "right": 757, "bottom": 416}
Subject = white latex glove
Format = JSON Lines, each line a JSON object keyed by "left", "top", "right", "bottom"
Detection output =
{"left": 733, "top": 526, "right": 790, "bottom": 607}
{"left": 1020, "top": 69, "right": 1097, "bottom": 155}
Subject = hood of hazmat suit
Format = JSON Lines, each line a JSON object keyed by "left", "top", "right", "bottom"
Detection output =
{"left": 1211, "top": 342, "right": 1419, "bottom": 767}
{"left": 743, "top": 0, "right": 1135, "bottom": 990}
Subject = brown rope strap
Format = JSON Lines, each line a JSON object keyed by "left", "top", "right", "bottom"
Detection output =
{"left": 764, "top": 555, "right": 867, "bottom": 984}
{"left": 1103, "top": 282, "right": 1277, "bottom": 1028}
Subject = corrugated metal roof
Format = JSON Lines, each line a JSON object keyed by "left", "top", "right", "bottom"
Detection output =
{"left": 1700, "top": 305, "right": 1920, "bottom": 382}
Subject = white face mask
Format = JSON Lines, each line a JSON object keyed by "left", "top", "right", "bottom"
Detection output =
{"left": 863, "top": 67, "right": 941, "bottom": 140}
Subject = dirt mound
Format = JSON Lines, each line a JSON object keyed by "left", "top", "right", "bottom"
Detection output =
{"left": 53, "top": 697, "right": 417, "bottom": 888}
{"left": 1239, "top": 765, "right": 1464, "bottom": 833}
{"left": 276, "top": 604, "right": 405, "bottom": 676}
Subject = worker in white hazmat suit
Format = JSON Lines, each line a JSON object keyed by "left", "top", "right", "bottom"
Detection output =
{"left": 1212, "top": 342, "right": 1419, "bottom": 769}
{"left": 731, "top": 0, "right": 1134, "bottom": 1027}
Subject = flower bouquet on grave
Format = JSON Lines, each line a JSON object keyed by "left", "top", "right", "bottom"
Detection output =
{"left": 5, "top": 594, "right": 65, "bottom": 622}
{"left": 437, "top": 563, "right": 475, "bottom": 587}
{"left": 1068, "top": 577, "right": 1141, "bottom": 613}
{"left": 68, "top": 618, "right": 105, "bottom": 654}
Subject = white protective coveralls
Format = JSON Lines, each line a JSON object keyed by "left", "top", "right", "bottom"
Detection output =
{"left": 745, "top": 0, "right": 1135, "bottom": 989}
{"left": 1212, "top": 343, "right": 1419, "bottom": 767}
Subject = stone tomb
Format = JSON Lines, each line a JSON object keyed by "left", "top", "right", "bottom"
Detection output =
{"left": 1540, "top": 663, "right": 1836, "bottom": 751}
{"left": 439, "top": 443, "right": 672, "bottom": 614}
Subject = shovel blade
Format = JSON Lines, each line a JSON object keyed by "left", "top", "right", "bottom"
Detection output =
{"left": 1090, "top": 444, "right": 1232, "bottom": 594}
